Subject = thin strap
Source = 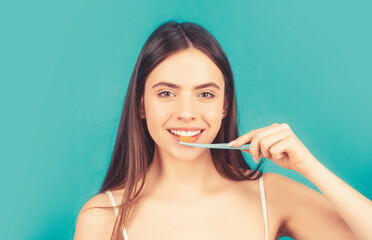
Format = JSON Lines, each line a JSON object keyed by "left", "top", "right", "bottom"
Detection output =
{"left": 106, "top": 191, "right": 119, "bottom": 216}
{"left": 105, "top": 191, "right": 131, "bottom": 240}
{"left": 259, "top": 175, "right": 268, "bottom": 240}
{"left": 123, "top": 227, "right": 130, "bottom": 240}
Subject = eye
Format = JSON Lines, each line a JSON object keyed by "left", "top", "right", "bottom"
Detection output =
{"left": 158, "top": 91, "right": 174, "bottom": 98}
{"left": 199, "top": 92, "right": 215, "bottom": 98}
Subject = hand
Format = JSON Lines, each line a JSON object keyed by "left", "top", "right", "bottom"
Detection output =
{"left": 228, "top": 123, "right": 320, "bottom": 175}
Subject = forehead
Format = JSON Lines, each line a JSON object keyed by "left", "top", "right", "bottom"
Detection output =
{"left": 145, "top": 48, "right": 225, "bottom": 89}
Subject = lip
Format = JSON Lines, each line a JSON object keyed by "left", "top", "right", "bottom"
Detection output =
{"left": 167, "top": 129, "right": 205, "bottom": 143}
{"left": 167, "top": 127, "right": 205, "bottom": 131}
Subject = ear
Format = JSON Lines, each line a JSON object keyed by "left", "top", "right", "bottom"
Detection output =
{"left": 140, "top": 96, "right": 146, "bottom": 119}
{"left": 222, "top": 97, "right": 229, "bottom": 119}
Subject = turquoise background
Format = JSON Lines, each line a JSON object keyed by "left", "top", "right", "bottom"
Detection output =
{"left": 1, "top": 0, "right": 371, "bottom": 239}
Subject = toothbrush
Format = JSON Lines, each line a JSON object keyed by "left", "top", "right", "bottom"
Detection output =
{"left": 178, "top": 135, "right": 250, "bottom": 150}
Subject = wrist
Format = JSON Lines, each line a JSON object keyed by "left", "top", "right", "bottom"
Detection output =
{"left": 297, "top": 156, "right": 324, "bottom": 179}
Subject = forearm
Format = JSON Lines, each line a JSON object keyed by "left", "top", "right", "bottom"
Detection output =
{"left": 301, "top": 158, "right": 372, "bottom": 240}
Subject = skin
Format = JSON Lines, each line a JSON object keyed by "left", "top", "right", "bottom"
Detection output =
{"left": 230, "top": 123, "right": 372, "bottom": 239}
{"left": 74, "top": 48, "right": 371, "bottom": 240}
{"left": 138, "top": 48, "right": 230, "bottom": 199}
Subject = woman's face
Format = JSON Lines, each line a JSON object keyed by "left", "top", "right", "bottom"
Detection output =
{"left": 141, "top": 48, "right": 228, "bottom": 161}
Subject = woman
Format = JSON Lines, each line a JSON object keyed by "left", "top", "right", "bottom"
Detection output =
{"left": 74, "top": 21, "right": 371, "bottom": 240}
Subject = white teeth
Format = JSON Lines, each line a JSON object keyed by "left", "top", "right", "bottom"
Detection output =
{"left": 169, "top": 129, "right": 202, "bottom": 136}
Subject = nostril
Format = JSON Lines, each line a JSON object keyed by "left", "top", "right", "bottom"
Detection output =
{"left": 180, "top": 113, "right": 193, "bottom": 118}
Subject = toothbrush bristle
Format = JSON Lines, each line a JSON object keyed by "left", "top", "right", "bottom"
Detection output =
{"left": 179, "top": 135, "right": 194, "bottom": 143}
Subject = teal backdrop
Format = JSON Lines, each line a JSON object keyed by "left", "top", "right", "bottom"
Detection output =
{"left": 1, "top": 0, "right": 371, "bottom": 239}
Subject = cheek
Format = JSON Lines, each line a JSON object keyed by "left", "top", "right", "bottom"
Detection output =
{"left": 203, "top": 107, "right": 221, "bottom": 119}
{"left": 144, "top": 100, "right": 172, "bottom": 132}
{"left": 147, "top": 101, "right": 165, "bottom": 116}
{"left": 201, "top": 104, "right": 223, "bottom": 133}
{"left": 202, "top": 101, "right": 223, "bottom": 118}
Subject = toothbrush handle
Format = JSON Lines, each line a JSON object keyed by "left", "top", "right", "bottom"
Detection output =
{"left": 207, "top": 143, "right": 250, "bottom": 150}
{"left": 178, "top": 141, "right": 250, "bottom": 150}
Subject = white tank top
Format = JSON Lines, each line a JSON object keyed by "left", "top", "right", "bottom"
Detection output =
{"left": 106, "top": 174, "right": 268, "bottom": 240}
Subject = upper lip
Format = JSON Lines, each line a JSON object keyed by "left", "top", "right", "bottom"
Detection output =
{"left": 168, "top": 127, "right": 205, "bottom": 131}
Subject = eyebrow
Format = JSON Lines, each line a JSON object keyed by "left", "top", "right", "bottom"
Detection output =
{"left": 152, "top": 81, "right": 221, "bottom": 90}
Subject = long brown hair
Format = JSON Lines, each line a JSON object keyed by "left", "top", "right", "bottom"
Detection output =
{"left": 99, "top": 20, "right": 263, "bottom": 240}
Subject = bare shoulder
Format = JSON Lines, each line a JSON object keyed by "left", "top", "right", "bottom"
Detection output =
{"left": 261, "top": 172, "right": 323, "bottom": 219}
{"left": 262, "top": 172, "right": 357, "bottom": 239}
{"left": 74, "top": 192, "right": 117, "bottom": 240}
{"left": 262, "top": 172, "right": 323, "bottom": 201}
{"left": 261, "top": 171, "right": 339, "bottom": 218}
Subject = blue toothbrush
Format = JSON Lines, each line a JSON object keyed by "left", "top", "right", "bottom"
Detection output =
{"left": 178, "top": 141, "right": 250, "bottom": 150}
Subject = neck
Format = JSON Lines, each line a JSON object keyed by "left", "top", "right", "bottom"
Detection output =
{"left": 142, "top": 145, "right": 226, "bottom": 200}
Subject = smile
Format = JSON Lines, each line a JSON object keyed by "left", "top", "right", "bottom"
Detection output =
{"left": 169, "top": 129, "right": 202, "bottom": 136}
{"left": 167, "top": 129, "right": 205, "bottom": 143}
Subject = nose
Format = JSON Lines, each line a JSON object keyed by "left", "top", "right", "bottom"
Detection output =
{"left": 176, "top": 97, "right": 196, "bottom": 121}
{"left": 179, "top": 112, "right": 194, "bottom": 119}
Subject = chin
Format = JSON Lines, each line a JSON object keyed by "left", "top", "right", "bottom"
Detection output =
{"left": 176, "top": 148, "right": 209, "bottom": 161}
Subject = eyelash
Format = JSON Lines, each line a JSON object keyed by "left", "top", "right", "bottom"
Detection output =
{"left": 158, "top": 91, "right": 215, "bottom": 99}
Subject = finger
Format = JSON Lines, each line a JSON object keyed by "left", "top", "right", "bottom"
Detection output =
{"left": 269, "top": 136, "right": 295, "bottom": 160}
{"left": 249, "top": 124, "right": 287, "bottom": 161}
{"left": 260, "top": 130, "right": 292, "bottom": 159}
{"left": 228, "top": 123, "right": 280, "bottom": 147}
{"left": 241, "top": 149, "right": 251, "bottom": 154}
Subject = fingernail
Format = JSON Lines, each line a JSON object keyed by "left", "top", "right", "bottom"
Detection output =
{"left": 227, "top": 140, "right": 236, "bottom": 146}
